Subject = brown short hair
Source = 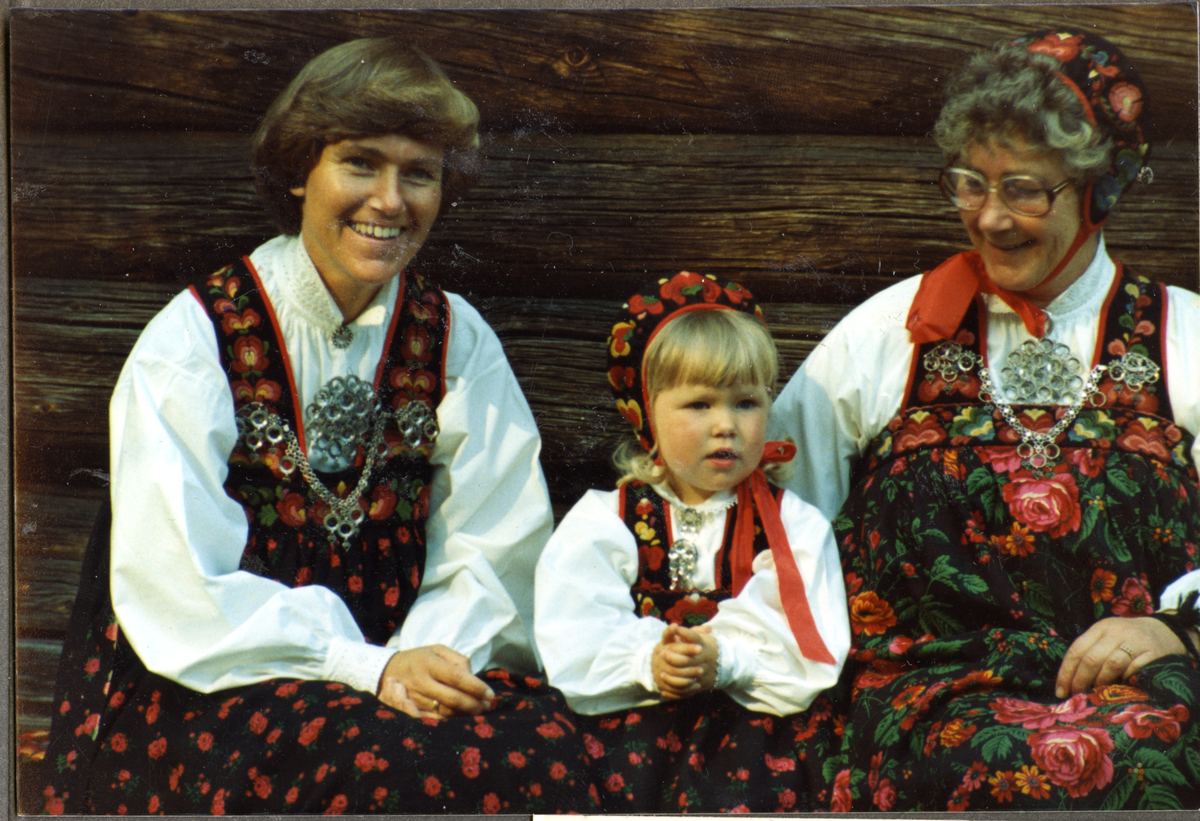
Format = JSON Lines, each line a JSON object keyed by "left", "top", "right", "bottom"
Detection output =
{"left": 251, "top": 38, "right": 482, "bottom": 235}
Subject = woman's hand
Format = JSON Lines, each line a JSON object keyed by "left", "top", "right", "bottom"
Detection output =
{"left": 1055, "top": 616, "right": 1187, "bottom": 698}
{"left": 651, "top": 624, "right": 718, "bottom": 699}
{"left": 377, "top": 645, "right": 495, "bottom": 719}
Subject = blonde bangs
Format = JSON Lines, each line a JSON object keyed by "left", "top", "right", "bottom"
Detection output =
{"left": 645, "top": 309, "right": 778, "bottom": 401}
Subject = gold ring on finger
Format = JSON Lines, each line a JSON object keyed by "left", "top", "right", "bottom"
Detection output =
{"left": 430, "top": 700, "right": 440, "bottom": 711}
{"left": 1118, "top": 646, "right": 1135, "bottom": 657}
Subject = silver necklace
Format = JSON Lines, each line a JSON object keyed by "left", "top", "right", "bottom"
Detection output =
{"left": 236, "top": 375, "right": 439, "bottom": 545}
{"left": 923, "top": 339, "right": 1160, "bottom": 471}
{"left": 669, "top": 500, "right": 735, "bottom": 590}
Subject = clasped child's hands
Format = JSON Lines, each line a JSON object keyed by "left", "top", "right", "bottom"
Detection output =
{"left": 651, "top": 623, "right": 718, "bottom": 699}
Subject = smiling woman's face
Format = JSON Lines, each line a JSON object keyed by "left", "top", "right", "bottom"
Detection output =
{"left": 957, "top": 139, "right": 1097, "bottom": 306}
{"left": 291, "top": 133, "right": 444, "bottom": 320}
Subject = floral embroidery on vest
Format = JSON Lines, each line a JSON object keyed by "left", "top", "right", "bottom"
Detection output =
{"left": 191, "top": 260, "right": 450, "bottom": 644}
{"left": 619, "top": 481, "right": 770, "bottom": 626}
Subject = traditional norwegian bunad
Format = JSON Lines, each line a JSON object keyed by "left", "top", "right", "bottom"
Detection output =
{"left": 41, "top": 235, "right": 594, "bottom": 814}
{"left": 773, "top": 244, "right": 1200, "bottom": 810}
{"left": 534, "top": 273, "right": 850, "bottom": 813}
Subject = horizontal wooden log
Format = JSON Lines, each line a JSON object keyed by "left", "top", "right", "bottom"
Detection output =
{"left": 12, "top": 133, "right": 1198, "bottom": 298}
{"left": 17, "top": 639, "right": 62, "bottom": 732}
{"left": 11, "top": 7, "right": 1196, "bottom": 141}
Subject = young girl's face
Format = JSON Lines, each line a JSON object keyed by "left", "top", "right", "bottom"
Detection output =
{"left": 652, "top": 381, "right": 769, "bottom": 506}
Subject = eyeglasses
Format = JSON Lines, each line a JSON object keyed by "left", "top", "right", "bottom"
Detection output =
{"left": 939, "top": 167, "right": 1072, "bottom": 217}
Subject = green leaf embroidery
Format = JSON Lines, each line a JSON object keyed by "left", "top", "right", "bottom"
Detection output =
{"left": 1134, "top": 748, "right": 1187, "bottom": 786}
{"left": 971, "top": 723, "right": 1021, "bottom": 763}
{"left": 1142, "top": 783, "right": 1183, "bottom": 809}
{"left": 1147, "top": 667, "right": 1197, "bottom": 702}
{"left": 1021, "top": 579, "right": 1056, "bottom": 618}
{"left": 1100, "top": 773, "right": 1136, "bottom": 810}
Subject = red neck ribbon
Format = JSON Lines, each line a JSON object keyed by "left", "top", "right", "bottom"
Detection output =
{"left": 906, "top": 222, "right": 1095, "bottom": 345}
{"left": 726, "top": 440, "right": 836, "bottom": 665}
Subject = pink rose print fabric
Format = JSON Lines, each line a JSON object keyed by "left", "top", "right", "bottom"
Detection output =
{"left": 811, "top": 269, "right": 1200, "bottom": 810}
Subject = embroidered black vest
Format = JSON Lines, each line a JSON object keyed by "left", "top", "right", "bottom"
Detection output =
{"left": 894, "top": 264, "right": 1191, "bottom": 477}
{"left": 619, "top": 480, "right": 773, "bottom": 626}
{"left": 191, "top": 259, "right": 450, "bottom": 644}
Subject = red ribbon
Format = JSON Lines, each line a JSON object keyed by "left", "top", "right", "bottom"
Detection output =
{"left": 727, "top": 441, "right": 836, "bottom": 665}
{"left": 906, "top": 221, "right": 1096, "bottom": 345}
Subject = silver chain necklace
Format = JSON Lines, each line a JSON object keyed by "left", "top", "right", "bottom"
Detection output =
{"left": 668, "top": 500, "right": 735, "bottom": 590}
{"left": 922, "top": 339, "right": 1159, "bottom": 471}
{"left": 236, "top": 374, "right": 439, "bottom": 545}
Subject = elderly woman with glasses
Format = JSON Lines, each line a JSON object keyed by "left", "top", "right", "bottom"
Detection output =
{"left": 772, "top": 30, "right": 1200, "bottom": 810}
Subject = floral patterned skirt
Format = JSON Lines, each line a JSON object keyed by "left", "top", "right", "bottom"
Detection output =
{"left": 821, "top": 431, "right": 1200, "bottom": 811}
{"left": 43, "top": 657, "right": 597, "bottom": 815}
{"left": 576, "top": 691, "right": 838, "bottom": 813}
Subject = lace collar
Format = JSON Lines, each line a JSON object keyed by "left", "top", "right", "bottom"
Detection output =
{"left": 654, "top": 483, "right": 737, "bottom": 518}
{"left": 265, "top": 234, "right": 397, "bottom": 334}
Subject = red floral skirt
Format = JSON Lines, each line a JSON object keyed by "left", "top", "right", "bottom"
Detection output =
{"left": 44, "top": 658, "right": 597, "bottom": 814}
{"left": 576, "top": 691, "right": 838, "bottom": 812}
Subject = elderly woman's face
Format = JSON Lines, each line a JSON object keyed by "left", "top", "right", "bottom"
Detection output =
{"left": 291, "top": 133, "right": 444, "bottom": 317}
{"left": 957, "top": 139, "right": 1095, "bottom": 305}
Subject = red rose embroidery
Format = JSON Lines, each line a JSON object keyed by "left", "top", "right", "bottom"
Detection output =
{"left": 1110, "top": 704, "right": 1188, "bottom": 742}
{"left": 831, "top": 769, "right": 852, "bottom": 812}
{"left": 663, "top": 595, "right": 719, "bottom": 626}
{"left": 1027, "top": 726, "right": 1114, "bottom": 798}
{"left": 297, "top": 717, "right": 325, "bottom": 746}
{"left": 1026, "top": 32, "right": 1084, "bottom": 61}
{"left": 276, "top": 492, "right": 307, "bottom": 527}
{"left": 1002, "top": 474, "right": 1081, "bottom": 539}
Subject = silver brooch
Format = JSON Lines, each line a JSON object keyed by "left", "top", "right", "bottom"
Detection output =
{"left": 998, "top": 338, "right": 1085, "bottom": 405}
{"left": 235, "top": 376, "right": 440, "bottom": 545}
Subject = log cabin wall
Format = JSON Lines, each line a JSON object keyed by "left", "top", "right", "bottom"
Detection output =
{"left": 11, "top": 6, "right": 1197, "bottom": 741}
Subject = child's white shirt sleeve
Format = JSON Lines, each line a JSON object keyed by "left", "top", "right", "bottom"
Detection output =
{"left": 533, "top": 486, "right": 849, "bottom": 716}
{"left": 707, "top": 489, "right": 850, "bottom": 715}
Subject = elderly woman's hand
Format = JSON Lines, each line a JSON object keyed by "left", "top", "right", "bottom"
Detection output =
{"left": 377, "top": 645, "right": 495, "bottom": 719}
{"left": 1055, "top": 616, "right": 1187, "bottom": 698}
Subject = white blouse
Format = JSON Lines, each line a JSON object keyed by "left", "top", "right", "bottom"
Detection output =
{"left": 770, "top": 236, "right": 1200, "bottom": 607}
{"left": 534, "top": 483, "right": 850, "bottom": 716}
{"left": 109, "top": 234, "right": 554, "bottom": 697}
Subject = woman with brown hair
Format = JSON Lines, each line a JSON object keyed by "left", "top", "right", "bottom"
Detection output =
{"left": 41, "top": 38, "right": 593, "bottom": 814}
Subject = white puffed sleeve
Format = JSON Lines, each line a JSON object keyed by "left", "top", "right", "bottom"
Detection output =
{"left": 109, "top": 290, "right": 395, "bottom": 696}
{"left": 392, "top": 293, "right": 553, "bottom": 675}
{"left": 770, "top": 278, "right": 919, "bottom": 523}
{"left": 534, "top": 489, "right": 667, "bottom": 715}
{"left": 706, "top": 490, "right": 849, "bottom": 714}
{"left": 1161, "top": 283, "right": 1200, "bottom": 607}
{"left": 534, "top": 488, "right": 848, "bottom": 716}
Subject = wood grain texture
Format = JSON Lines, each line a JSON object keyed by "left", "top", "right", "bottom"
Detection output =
{"left": 12, "top": 133, "right": 1198, "bottom": 297}
{"left": 11, "top": 7, "right": 1196, "bottom": 140}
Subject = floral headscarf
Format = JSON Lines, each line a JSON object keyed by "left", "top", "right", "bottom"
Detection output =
{"left": 1013, "top": 28, "right": 1150, "bottom": 228}
{"left": 607, "top": 271, "right": 762, "bottom": 454}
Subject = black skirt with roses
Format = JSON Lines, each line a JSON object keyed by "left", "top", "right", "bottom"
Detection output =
{"left": 38, "top": 503, "right": 598, "bottom": 815}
